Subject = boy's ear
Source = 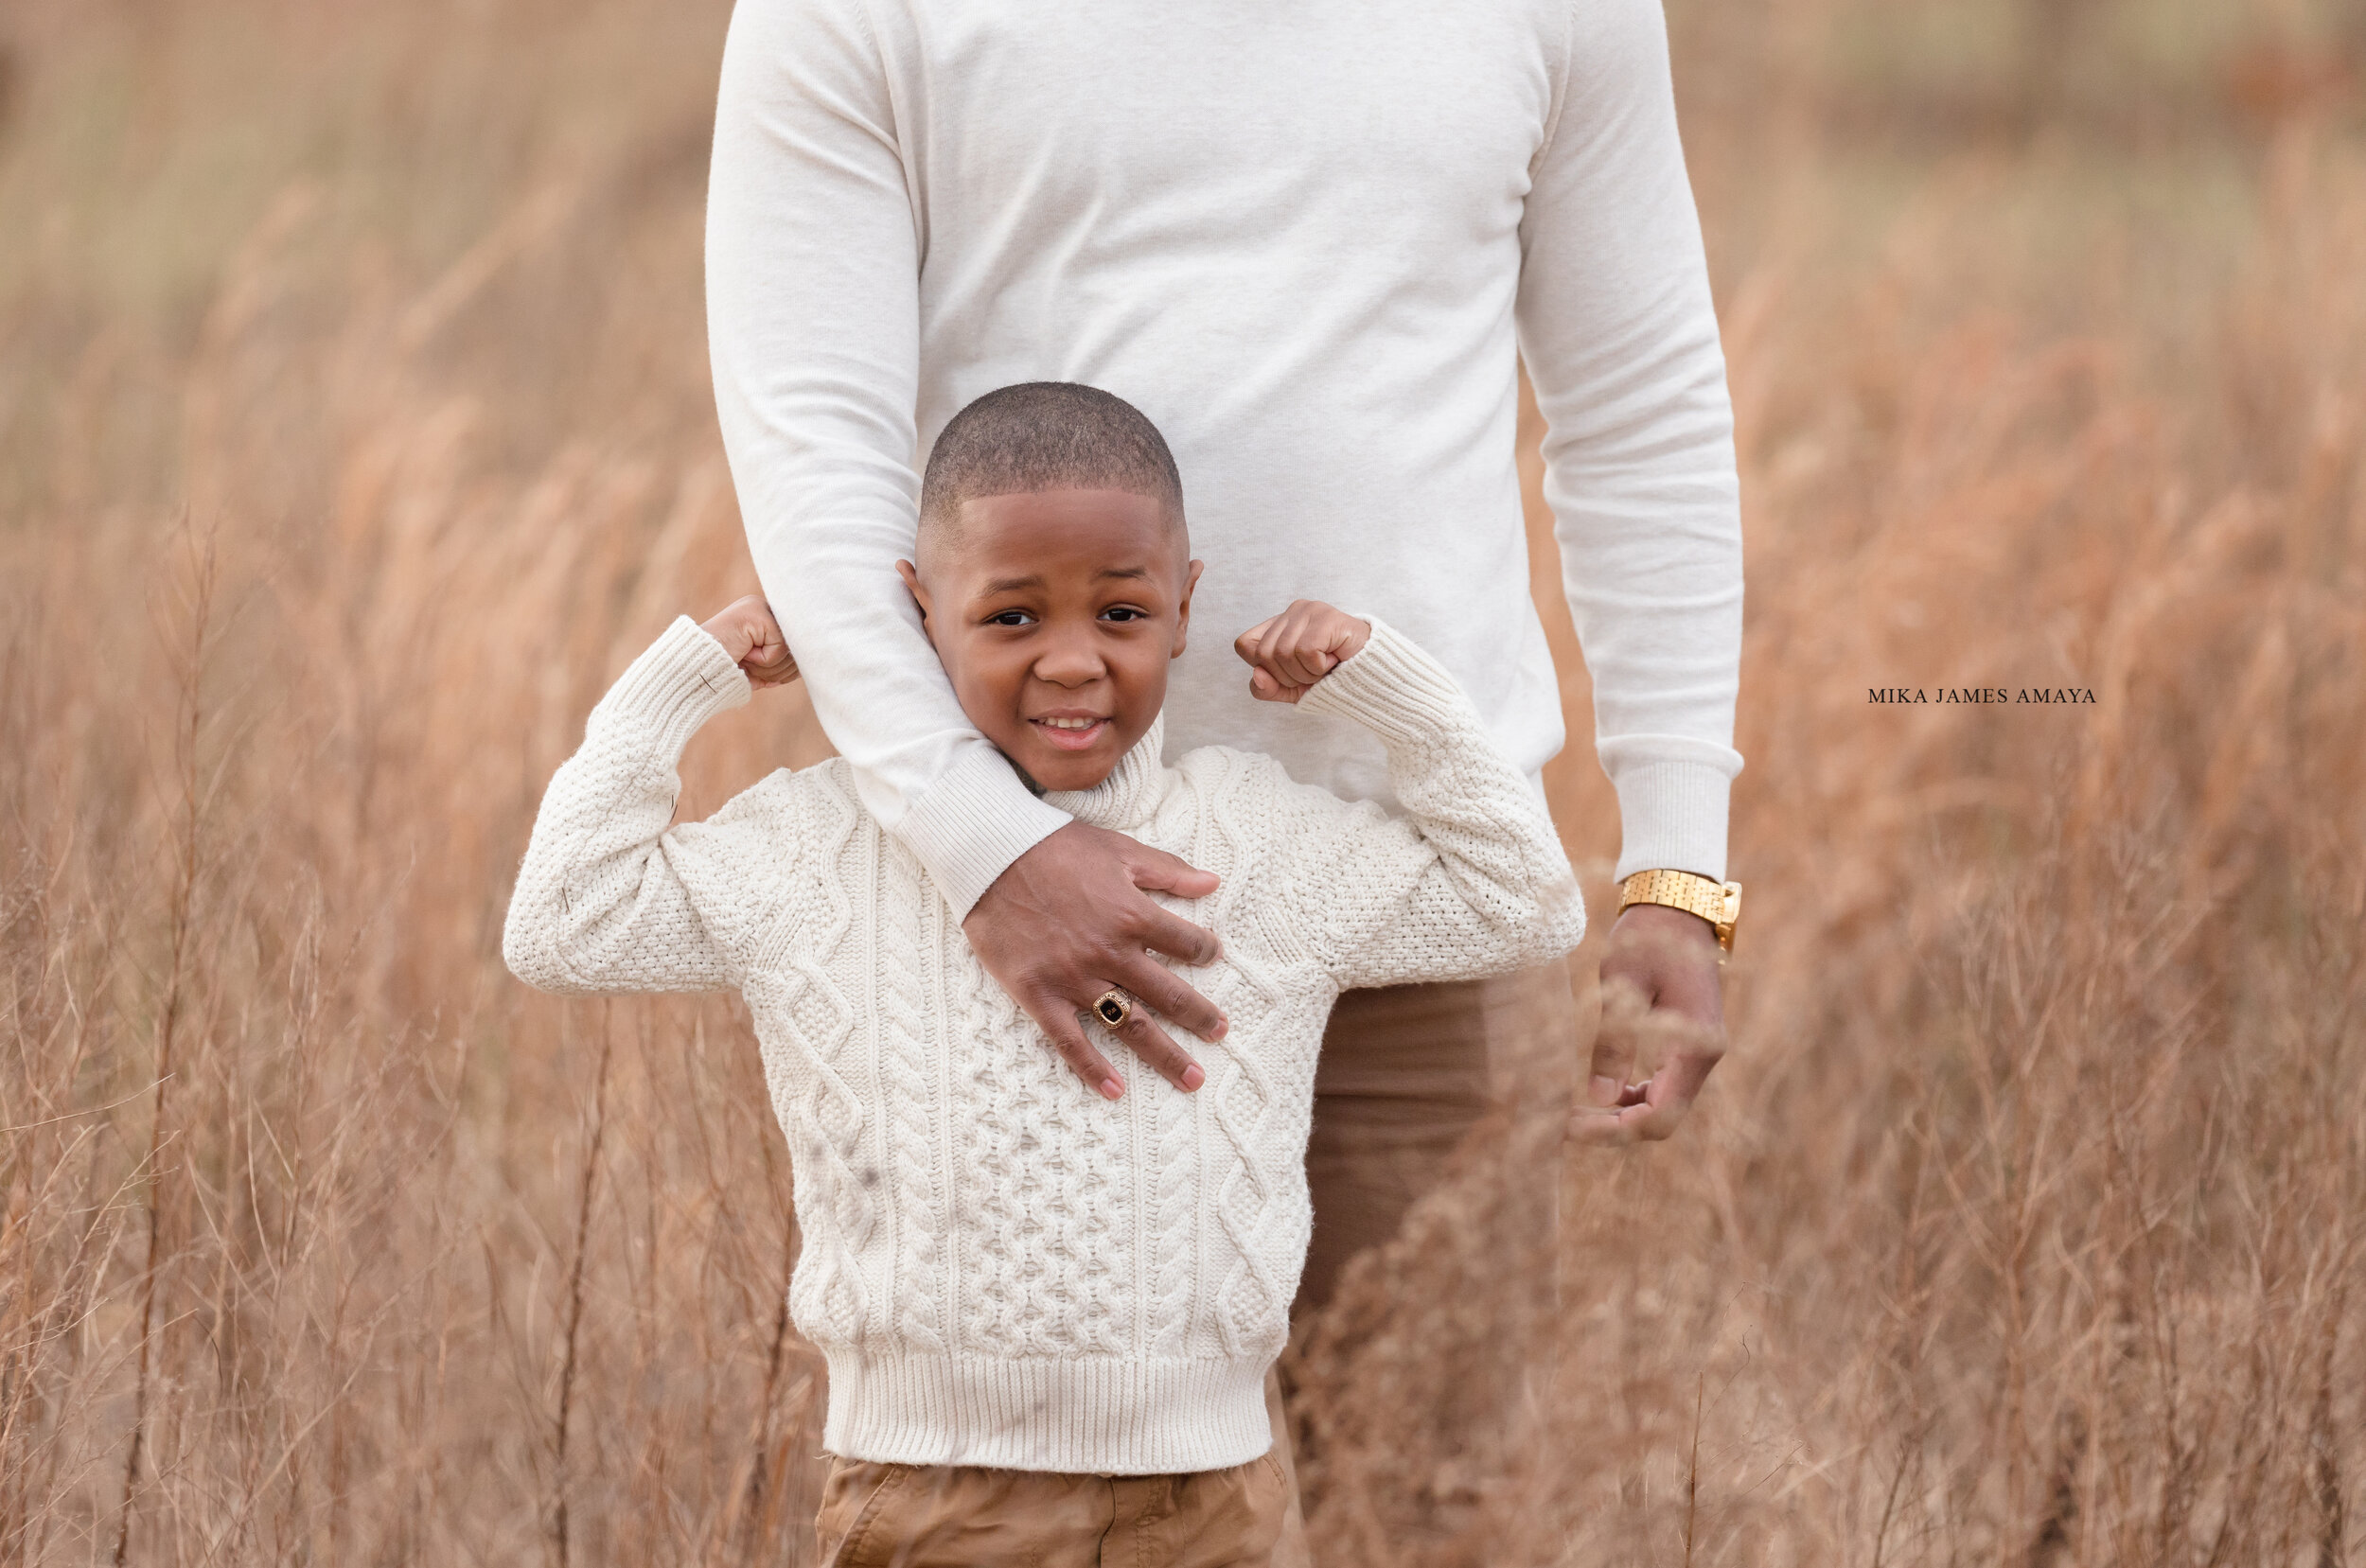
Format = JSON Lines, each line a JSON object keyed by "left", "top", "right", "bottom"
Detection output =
{"left": 1172, "top": 558, "right": 1205, "bottom": 659}
{"left": 895, "top": 560, "right": 938, "bottom": 647}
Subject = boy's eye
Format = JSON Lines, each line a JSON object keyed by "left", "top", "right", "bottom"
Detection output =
{"left": 1101, "top": 607, "right": 1148, "bottom": 623}
{"left": 984, "top": 609, "right": 1035, "bottom": 626}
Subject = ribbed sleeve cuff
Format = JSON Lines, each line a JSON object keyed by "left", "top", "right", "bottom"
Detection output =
{"left": 894, "top": 741, "right": 1072, "bottom": 920}
{"left": 592, "top": 616, "right": 753, "bottom": 760}
{"left": 1606, "top": 756, "right": 1733, "bottom": 883}
{"left": 1295, "top": 615, "right": 1470, "bottom": 747}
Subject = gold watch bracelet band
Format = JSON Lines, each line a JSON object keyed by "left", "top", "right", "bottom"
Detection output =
{"left": 1616, "top": 869, "right": 1742, "bottom": 957}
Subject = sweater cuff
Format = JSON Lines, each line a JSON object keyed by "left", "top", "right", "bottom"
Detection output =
{"left": 1604, "top": 751, "right": 1734, "bottom": 883}
{"left": 894, "top": 741, "right": 1073, "bottom": 920}
{"left": 593, "top": 616, "right": 753, "bottom": 760}
{"left": 1294, "top": 616, "right": 1470, "bottom": 747}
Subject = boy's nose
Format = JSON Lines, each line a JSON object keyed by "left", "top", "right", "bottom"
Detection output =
{"left": 1032, "top": 627, "right": 1106, "bottom": 686}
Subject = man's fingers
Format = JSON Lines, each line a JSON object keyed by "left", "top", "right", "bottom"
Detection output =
{"left": 1113, "top": 843, "right": 1224, "bottom": 968}
{"left": 1111, "top": 945, "right": 1227, "bottom": 1041}
{"left": 1655, "top": 1048, "right": 1721, "bottom": 1109}
{"left": 1587, "top": 978, "right": 1650, "bottom": 1108}
{"left": 1583, "top": 1049, "right": 1631, "bottom": 1108}
{"left": 1101, "top": 1004, "right": 1207, "bottom": 1092}
{"left": 1567, "top": 1046, "right": 1717, "bottom": 1147}
{"left": 1121, "top": 843, "right": 1221, "bottom": 903}
{"left": 1126, "top": 903, "right": 1224, "bottom": 976}
{"left": 1567, "top": 1095, "right": 1691, "bottom": 1146}
{"left": 963, "top": 824, "right": 1227, "bottom": 1100}
{"left": 1566, "top": 1106, "right": 1640, "bottom": 1146}
{"left": 1033, "top": 1006, "right": 1124, "bottom": 1101}
{"left": 1618, "top": 1084, "right": 1696, "bottom": 1141}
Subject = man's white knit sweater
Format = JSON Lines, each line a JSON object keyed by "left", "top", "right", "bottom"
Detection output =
{"left": 705, "top": 0, "right": 1744, "bottom": 915}
{"left": 503, "top": 615, "right": 1583, "bottom": 1473}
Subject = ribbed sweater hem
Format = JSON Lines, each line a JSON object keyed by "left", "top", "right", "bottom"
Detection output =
{"left": 820, "top": 1349, "right": 1275, "bottom": 1474}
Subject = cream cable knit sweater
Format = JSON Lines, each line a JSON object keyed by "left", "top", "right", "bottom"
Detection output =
{"left": 503, "top": 615, "right": 1584, "bottom": 1474}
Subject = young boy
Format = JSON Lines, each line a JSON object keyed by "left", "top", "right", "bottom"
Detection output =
{"left": 503, "top": 382, "right": 1584, "bottom": 1565}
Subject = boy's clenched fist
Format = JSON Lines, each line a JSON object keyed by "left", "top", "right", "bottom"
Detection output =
{"left": 700, "top": 594, "right": 801, "bottom": 688}
{"left": 1233, "top": 600, "right": 1370, "bottom": 703}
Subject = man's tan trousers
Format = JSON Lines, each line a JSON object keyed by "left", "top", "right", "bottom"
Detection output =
{"left": 1271, "top": 962, "right": 1574, "bottom": 1559}
{"left": 1297, "top": 965, "right": 1570, "bottom": 1317}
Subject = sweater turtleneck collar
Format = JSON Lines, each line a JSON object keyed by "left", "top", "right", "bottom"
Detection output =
{"left": 1041, "top": 714, "right": 1167, "bottom": 832}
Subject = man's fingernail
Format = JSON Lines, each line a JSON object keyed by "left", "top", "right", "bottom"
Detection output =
{"left": 1591, "top": 1075, "right": 1620, "bottom": 1105}
{"left": 1101, "top": 1077, "right": 1124, "bottom": 1101}
{"left": 1181, "top": 1065, "right": 1205, "bottom": 1091}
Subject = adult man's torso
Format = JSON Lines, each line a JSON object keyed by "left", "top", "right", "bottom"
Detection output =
{"left": 867, "top": 0, "right": 1574, "bottom": 806}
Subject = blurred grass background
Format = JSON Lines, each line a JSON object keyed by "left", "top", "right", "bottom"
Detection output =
{"left": 3, "top": 0, "right": 2363, "bottom": 1562}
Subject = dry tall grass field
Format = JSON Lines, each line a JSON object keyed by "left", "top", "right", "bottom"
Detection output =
{"left": 4, "top": 0, "right": 2363, "bottom": 1562}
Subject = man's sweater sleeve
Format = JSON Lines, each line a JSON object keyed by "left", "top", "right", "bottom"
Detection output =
{"left": 705, "top": 0, "right": 1068, "bottom": 917}
{"left": 1284, "top": 621, "right": 1588, "bottom": 992}
{"left": 1515, "top": 0, "right": 1744, "bottom": 882}
{"left": 503, "top": 619, "right": 765, "bottom": 995}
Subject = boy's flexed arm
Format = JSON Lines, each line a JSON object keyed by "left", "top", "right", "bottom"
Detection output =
{"left": 1238, "top": 606, "right": 1588, "bottom": 991}
{"left": 503, "top": 600, "right": 794, "bottom": 996}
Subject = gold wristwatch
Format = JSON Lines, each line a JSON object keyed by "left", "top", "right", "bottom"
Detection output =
{"left": 1617, "top": 870, "right": 1742, "bottom": 958}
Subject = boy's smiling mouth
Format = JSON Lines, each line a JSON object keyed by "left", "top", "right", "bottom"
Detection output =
{"left": 1031, "top": 712, "right": 1112, "bottom": 750}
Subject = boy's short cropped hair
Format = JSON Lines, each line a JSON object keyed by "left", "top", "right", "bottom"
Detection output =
{"left": 918, "top": 382, "right": 1186, "bottom": 541}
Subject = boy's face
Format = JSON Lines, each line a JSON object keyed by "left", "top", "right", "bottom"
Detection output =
{"left": 899, "top": 488, "right": 1203, "bottom": 795}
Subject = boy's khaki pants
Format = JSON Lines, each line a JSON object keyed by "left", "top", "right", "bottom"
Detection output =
{"left": 816, "top": 1448, "right": 1295, "bottom": 1567}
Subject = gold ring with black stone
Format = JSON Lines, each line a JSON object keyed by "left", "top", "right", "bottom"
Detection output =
{"left": 1093, "top": 989, "right": 1133, "bottom": 1029}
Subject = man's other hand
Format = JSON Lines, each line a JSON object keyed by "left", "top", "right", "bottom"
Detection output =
{"left": 963, "top": 822, "right": 1228, "bottom": 1101}
{"left": 1568, "top": 902, "right": 1727, "bottom": 1145}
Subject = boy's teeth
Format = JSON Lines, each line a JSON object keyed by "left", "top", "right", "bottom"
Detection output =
{"left": 1042, "top": 717, "right": 1098, "bottom": 730}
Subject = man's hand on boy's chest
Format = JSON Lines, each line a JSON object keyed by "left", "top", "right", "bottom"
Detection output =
{"left": 963, "top": 822, "right": 1229, "bottom": 1107}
